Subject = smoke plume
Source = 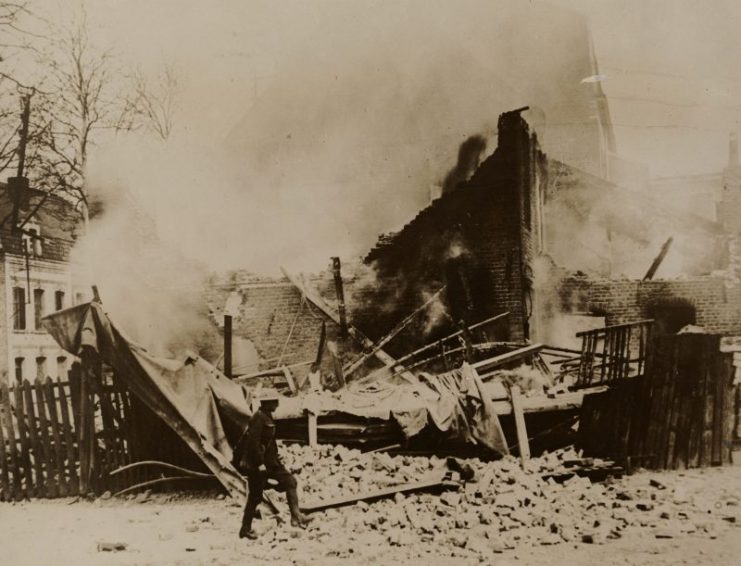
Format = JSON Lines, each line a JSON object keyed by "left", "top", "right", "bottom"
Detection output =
{"left": 71, "top": 0, "right": 615, "bottom": 356}
{"left": 442, "top": 135, "right": 488, "bottom": 194}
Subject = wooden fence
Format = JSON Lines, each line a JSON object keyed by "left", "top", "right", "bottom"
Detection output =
{"left": 0, "top": 378, "right": 78, "bottom": 501}
{"left": 579, "top": 333, "right": 736, "bottom": 470}
{"left": 0, "top": 364, "right": 201, "bottom": 501}
{"left": 575, "top": 319, "right": 653, "bottom": 388}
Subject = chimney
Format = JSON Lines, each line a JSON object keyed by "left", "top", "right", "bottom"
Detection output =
{"left": 429, "top": 185, "right": 442, "bottom": 202}
{"left": 7, "top": 176, "right": 29, "bottom": 231}
{"left": 730, "top": 132, "right": 738, "bottom": 168}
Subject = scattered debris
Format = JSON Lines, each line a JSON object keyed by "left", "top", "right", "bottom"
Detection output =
{"left": 97, "top": 542, "right": 128, "bottom": 552}
{"left": 243, "top": 442, "right": 741, "bottom": 555}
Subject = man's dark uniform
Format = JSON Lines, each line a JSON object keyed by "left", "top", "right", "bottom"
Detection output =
{"left": 234, "top": 401, "right": 310, "bottom": 538}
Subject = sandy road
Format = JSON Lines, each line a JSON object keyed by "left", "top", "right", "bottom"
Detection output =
{"left": 1, "top": 462, "right": 739, "bottom": 566}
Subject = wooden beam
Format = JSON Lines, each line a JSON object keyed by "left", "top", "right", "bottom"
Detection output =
{"left": 233, "top": 360, "right": 312, "bottom": 382}
{"left": 510, "top": 385, "right": 531, "bottom": 465}
{"left": 391, "top": 341, "right": 503, "bottom": 378}
{"left": 575, "top": 319, "right": 654, "bottom": 338}
{"left": 472, "top": 343, "right": 544, "bottom": 375}
{"left": 282, "top": 367, "right": 297, "bottom": 395}
{"left": 343, "top": 286, "right": 446, "bottom": 377}
{"left": 488, "top": 387, "right": 608, "bottom": 415}
{"left": 377, "top": 312, "right": 511, "bottom": 373}
{"left": 329, "top": 345, "right": 345, "bottom": 388}
{"left": 280, "top": 267, "right": 417, "bottom": 383}
{"left": 307, "top": 412, "right": 318, "bottom": 448}
{"left": 224, "top": 314, "right": 233, "bottom": 379}
{"left": 312, "top": 321, "right": 327, "bottom": 371}
{"left": 301, "top": 476, "right": 455, "bottom": 513}
{"left": 458, "top": 320, "right": 475, "bottom": 362}
{"left": 331, "top": 257, "right": 348, "bottom": 338}
{"left": 643, "top": 237, "right": 673, "bottom": 281}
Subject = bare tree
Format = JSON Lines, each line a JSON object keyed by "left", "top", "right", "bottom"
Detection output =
{"left": 0, "top": 1, "right": 35, "bottom": 174}
{"left": 0, "top": 2, "right": 32, "bottom": 54}
{"left": 28, "top": 12, "right": 140, "bottom": 222}
{"left": 0, "top": 5, "right": 180, "bottom": 226}
{"left": 125, "top": 64, "right": 181, "bottom": 141}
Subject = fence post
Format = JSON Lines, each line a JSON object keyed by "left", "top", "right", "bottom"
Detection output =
{"left": 13, "top": 382, "right": 33, "bottom": 499}
{"left": 1, "top": 382, "right": 21, "bottom": 500}
{"left": 44, "top": 377, "right": 68, "bottom": 496}
{"left": 21, "top": 380, "right": 43, "bottom": 497}
{"left": 0, "top": 383, "right": 14, "bottom": 500}
{"left": 78, "top": 349, "right": 97, "bottom": 496}
{"left": 32, "top": 379, "right": 57, "bottom": 498}
{"left": 56, "top": 377, "right": 79, "bottom": 494}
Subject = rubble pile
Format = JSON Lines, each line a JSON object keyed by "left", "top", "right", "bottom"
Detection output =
{"left": 247, "top": 443, "right": 741, "bottom": 561}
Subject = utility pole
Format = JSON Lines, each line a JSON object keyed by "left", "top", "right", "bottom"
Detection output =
{"left": 9, "top": 94, "right": 31, "bottom": 233}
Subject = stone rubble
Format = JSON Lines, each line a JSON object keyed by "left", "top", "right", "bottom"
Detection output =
{"left": 242, "top": 442, "right": 741, "bottom": 560}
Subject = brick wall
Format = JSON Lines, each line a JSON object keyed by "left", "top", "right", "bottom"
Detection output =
{"left": 205, "top": 271, "right": 349, "bottom": 379}
{"left": 558, "top": 275, "right": 741, "bottom": 335}
{"left": 356, "top": 109, "right": 546, "bottom": 350}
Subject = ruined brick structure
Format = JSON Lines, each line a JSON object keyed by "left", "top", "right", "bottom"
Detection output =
{"left": 205, "top": 271, "right": 350, "bottom": 381}
{"left": 355, "top": 108, "right": 547, "bottom": 350}
{"left": 560, "top": 276, "right": 741, "bottom": 336}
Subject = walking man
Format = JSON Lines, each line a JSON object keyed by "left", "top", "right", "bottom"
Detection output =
{"left": 234, "top": 390, "right": 313, "bottom": 539}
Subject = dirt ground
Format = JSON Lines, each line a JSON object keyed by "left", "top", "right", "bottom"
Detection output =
{"left": 1, "top": 461, "right": 740, "bottom": 566}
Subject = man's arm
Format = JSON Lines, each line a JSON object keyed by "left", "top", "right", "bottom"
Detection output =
{"left": 244, "top": 414, "right": 266, "bottom": 469}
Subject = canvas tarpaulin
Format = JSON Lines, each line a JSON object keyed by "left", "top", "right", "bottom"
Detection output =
{"left": 276, "top": 362, "right": 509, "bottom": 455}
{"left": 42, "top": 302, "right": 251, "bottom": 498}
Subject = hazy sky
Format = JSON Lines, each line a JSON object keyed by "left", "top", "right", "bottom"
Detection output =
{"left": 19, "top": 0, "right": 741, "bottom": 279}
{"left": 55, "top": 0, "right": 741, "bottom": 178}
{"left": 557, "top": 0, "right": 741, "bottom": 177}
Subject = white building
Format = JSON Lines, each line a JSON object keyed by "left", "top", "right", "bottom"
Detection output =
{"left": 0, "top": 181, "right": 82, "bottom": 384}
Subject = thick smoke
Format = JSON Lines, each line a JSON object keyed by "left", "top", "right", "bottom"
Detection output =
{"left": 442, "top": 135, "right": 488, "bottom": 194}
{"left": 72, "top": 0, "right": 613, "bottom": 355}
{"left": 224, "top": 0, "right": 606, "bottom": 250}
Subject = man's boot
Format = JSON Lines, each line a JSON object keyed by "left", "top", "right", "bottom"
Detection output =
{"left": 239, "top": 495, "right": 260, "bottom": 539}
{"left": 287, "top": 488, "right": 313, "bottom": 528}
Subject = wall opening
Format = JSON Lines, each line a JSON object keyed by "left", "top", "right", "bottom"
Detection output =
{"left": 646, "top": 298, "right": 697, "bottom": 336}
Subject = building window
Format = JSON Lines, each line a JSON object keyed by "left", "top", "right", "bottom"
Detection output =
{"left": 13, "top": 287, "right": 26, "bottom": 330}
{"left": 55, "top": 290, "right": 65, "bottom": 311}
{"left": 36, "top": 357, "right": 47, "bottom": 381}
{"left": 57, "top": 356, "right": 67, "bottom": 379}
{"left": 34, "top": 288, "right": 45, "bottom": 329}
{"left": 14, "top": 357, "right": 24, "bottom": 382}
{"left": 74, "top": 292, "right": 84, "bottom": 305}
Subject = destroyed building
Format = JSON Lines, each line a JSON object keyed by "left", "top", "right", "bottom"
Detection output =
{"left": 2, "top": 105, "right": 739, "bottom": 505}
{"left": 210, "top": 106, "right": 741, "bottom": 375}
